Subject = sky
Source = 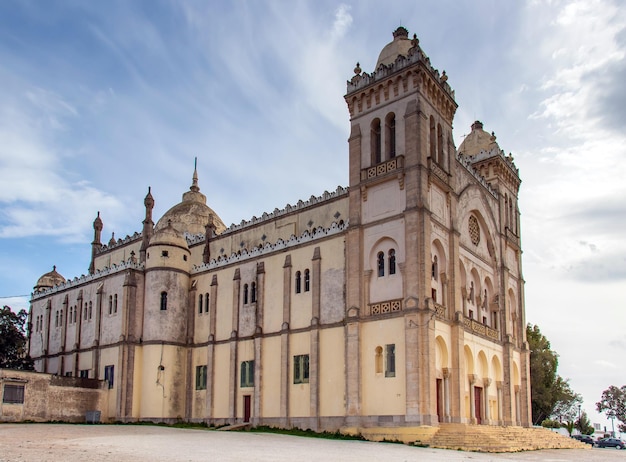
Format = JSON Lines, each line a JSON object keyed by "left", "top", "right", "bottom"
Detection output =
{"left": 0, "top": 0, "right": 624, "bottom": 432}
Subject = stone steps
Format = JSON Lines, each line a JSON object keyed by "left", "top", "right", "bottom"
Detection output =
{"left": 427, "top": 423, "right": 588, "bottom": 452}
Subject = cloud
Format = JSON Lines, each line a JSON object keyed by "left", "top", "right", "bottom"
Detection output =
{"left": 609, "top": 339, "right": 626, "bottom": 351}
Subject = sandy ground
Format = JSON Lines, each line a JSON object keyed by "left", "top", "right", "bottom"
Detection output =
{"left": 0, "top": 424, "right": 625, "bottom": 462}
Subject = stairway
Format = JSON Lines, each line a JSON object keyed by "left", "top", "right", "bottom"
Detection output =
{"left": 427, "top": 423, "right": 589, "bottom": 452}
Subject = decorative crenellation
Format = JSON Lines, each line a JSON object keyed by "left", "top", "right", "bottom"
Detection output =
{"left": 464, "top": 146, "right": 520, "bottom": 189}
{"left": 191, "top": 220, "right": 348, "bottom": 274}
{"left": 97, "top": 232, "right": 142, "bottom": 254}
{"left": 221, "top": 185, "right": 348, "bottom": 235}
{"left": 456, "top": 153, "right": 499, "bottom": 199}
{"left": 31, "top": 260, "right": 144, "bottom": 300}
{"left": 346, "top": 40, "right": 454, "bottom": 98}
{"left": 96, "top": 186, "right": 349, "bottom": 255}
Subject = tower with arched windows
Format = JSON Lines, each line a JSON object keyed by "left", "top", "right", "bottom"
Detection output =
{"left": 344, "top": 26, "right": 530, "bottom": 427}
{"left": 27, "top": 27, "right": 530, "bottom": 437}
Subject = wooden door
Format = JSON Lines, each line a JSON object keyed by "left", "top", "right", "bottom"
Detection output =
{"left": 436, "top": 379, "right": 443, "bottom": 421}
{"left": 243, "top": 395, "right": 251, "bottom": 423}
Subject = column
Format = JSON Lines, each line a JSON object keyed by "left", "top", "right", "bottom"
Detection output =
{"left": 468, "top": 374, "right": 477, "bottom": 424}
{"left": 483, "top": 378, "right": 492, "bottom": 423}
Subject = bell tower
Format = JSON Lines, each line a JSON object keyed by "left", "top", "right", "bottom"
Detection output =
{"left": 343, "top": 27, "right": 458, "bottom": 425}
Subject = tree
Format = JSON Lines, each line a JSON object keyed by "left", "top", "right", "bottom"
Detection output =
{"left": 527, "top": 324, "right": 580, "bottom": 425}
{"left": 564, "top": 420, "right": 575, "bottom": 436}
{"left": 596, "top": 385, "right": 626, "bottom": 433}
{"left": 576, "top": 410, "right": 594, "bottom": 435}
{"left": 0, "top": 306, "right": 34, "bottom": 370}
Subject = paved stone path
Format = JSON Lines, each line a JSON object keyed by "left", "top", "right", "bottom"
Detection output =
{"left": 0, "top": 424, "right": 624, "bottom": 461}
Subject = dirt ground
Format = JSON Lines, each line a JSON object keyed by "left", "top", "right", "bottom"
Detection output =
{"left": 0, "top": 424, "right": 625, "bottom": 462}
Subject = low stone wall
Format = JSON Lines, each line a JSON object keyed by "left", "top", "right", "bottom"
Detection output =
{"left": 0, "top": 369, "right": 109, "bottom": 423}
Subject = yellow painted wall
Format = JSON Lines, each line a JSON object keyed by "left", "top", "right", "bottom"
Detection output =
{"left": 289, "top": 332, "right": 310, "bottom": 417}
{"left": 99, "top": 346, "right": 119, "bottom": 418}
{"left": 261, "top": 336, "right": 281, "bottom": 418}
{"left": 191, "top": 347, "right": 208, "bottom": 419}
{"left": 319, "top": 327, "right": 345, "bottom": 416}
{"left": 139, "top": 344, "right": 186, "bottom": 419}
{"left": 361, "top": 317, "right": 406, "bottom": 415}
{"left": 212, "top": 344, "right": 230, "bottom": 418}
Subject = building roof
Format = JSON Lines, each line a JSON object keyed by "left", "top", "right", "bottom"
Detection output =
{"left": 375, "top": 26, "right": 413, "bottom": 69}
{"left": 34, "top": 266, "right": 66, "bottom": 292}
{"left": 154, "top": 167, "right": 226, "bottom": 237}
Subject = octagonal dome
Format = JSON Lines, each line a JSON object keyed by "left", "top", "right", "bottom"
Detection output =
{"left": 154, "top": 168, "right": 226, "bottom": 237}
{"left": 34, "top": 266, "right": 65, "bottom": 293}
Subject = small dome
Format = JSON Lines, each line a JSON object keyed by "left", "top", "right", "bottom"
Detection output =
{"left": 376, "top": 26, "right": 413, "bottom": 69}
{"left": 458, "top": 121, "right": 499, "bottom": 157}
{"left": 34, "top": 266, "right": 66, "bottom": 292}
{"left": 149, "top": 220, "right": 189, "bottom": 250}
{"left": 154, "top": 167, "right": 226, "bottom": 236}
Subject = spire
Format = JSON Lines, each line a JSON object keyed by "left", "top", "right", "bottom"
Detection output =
{"left": 190, "top": 157, "right": 200, "bottom": 193}
{"left": 140, "top": 186, "right": 155, "bottom": 263}
{"left": 89, "top": 212, "right": 103, "bottom": 274}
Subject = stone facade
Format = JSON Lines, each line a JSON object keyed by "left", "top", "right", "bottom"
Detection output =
{"left": 28, "top": 27, "right": 531, "bottom": 430}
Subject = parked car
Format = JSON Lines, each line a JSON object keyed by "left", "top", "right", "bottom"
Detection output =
{"left": 596, "top": 437, "right": 625, "bottom": 449}
{"left": 572, "top": 434, "right": 594, "bottom": 445}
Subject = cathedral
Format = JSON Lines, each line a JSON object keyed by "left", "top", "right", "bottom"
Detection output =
{"left": 28, "top": 27, "right": 531, "bottom": 430}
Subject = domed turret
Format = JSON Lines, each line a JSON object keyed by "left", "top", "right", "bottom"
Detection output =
{"left": 154, "top": 164, "right": 226, "bottom": 236}
{"left": 375, "top": 26, "right": 413, "bottom": 68}
{"left": 34, "top": 266, "right": 65, "bottom": 293}
{"left": 149, "top": 219, "right": 189, "bottom": 250}
{"left": 457, "top": 120, "right": 500, "bottom": 157}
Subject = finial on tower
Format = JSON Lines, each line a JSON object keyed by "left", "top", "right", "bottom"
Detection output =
{"left": 190, "top": 157, "right": 200, "bottom": 192}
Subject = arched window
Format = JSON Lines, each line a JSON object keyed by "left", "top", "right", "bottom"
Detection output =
{"left": 109, "top": 295, "right": 113, "bottom": 315}
{"left": 430, "top": 116, "right": 436, "bottom": 161}
{"left": 432, "top": 255, "right": 438, "bottom": 280}
{"left": 73, "top": 305, "right": 77, "bottom": 323}
{"left": 160, "top": 292, "right": 167, "bottom": 311}
{"left": 88, "top": 301, "right": 92, "bottom": 319}
{"left": 84, "top": 303, "right": 88, "bottom": 320}
{"left": 59, "top": 310, "right": 63, "bottom": 326}
{"left": 251, "top": 282, "right": 257, "bottom": 303}
{"left": 69, "top": 307, "right": 73, "bottom": 324}
{"left": 304, "top": 269, "right": 310, "bottom": 292}
{"left": 295, "top": 271, "right": 302, "bottom": 294}
{"left": 385, "top": 113, "right": 396, "bottom": 159}
{"left": 198, "top": 294, "right": 203, "bottom": 314}
{"left": 371, "top": 118, "right": 382, "bottom": 164}
{"left": 388, "top": 249, "right": 396, "bottom": 275}
{"left": 375, "top": 346, "right": 383, "bottom": 374}
{"left": 114, "top": 294, "right": 118, "bottom": 314}
{"left": 377, "top": 252, "right": 385, "bottom": 277}
{"left": 205, "top": 293, "right": 209, "bottom": 313}
{"left": 243, "top": 284, "right": 249, "bottom": 304}
{"left": 55, "top": 311, "right": 59, "bottom": 327}
{"left": 437, "top": 123, "right": 443, "bottom": 164}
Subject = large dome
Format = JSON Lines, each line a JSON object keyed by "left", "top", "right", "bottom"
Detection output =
{"left": 154, "top": 168, "right": 226, "bottom": 237}
{"left": 376, "top": 26, "right": 413, "bottom": 69}
{"left": 34, "top": 266, "right": 65, "bottom": 293}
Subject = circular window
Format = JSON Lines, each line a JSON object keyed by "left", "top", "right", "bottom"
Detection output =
{"left": 469, "top": 215, "right": 480, "bottom": 246}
